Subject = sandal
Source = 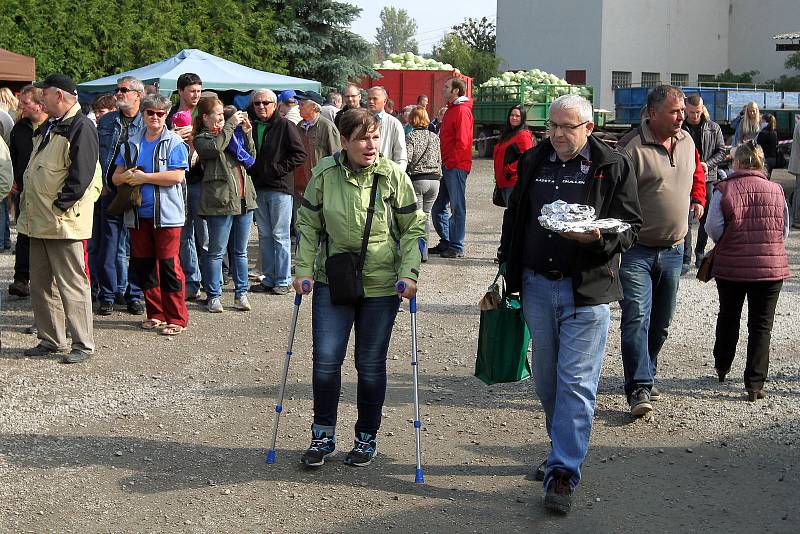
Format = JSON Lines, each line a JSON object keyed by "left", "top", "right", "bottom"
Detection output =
{"left": 141, "top": 318, "right": 165, "bottom": 330}
{"left": 160, "top": 324, "right": 185, "bottom": 336}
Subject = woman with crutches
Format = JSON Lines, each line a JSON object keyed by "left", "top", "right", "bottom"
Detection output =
{"left": 293, "top": 108, "right": 426, "bottom": 467}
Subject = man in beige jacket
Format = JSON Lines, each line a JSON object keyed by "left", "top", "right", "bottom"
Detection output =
{"left": 17, "top": 74, "right": 101, "bottom": 364}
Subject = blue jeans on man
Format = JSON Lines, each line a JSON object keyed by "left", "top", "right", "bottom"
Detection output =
{"left": 521, "top": 269, "right": 610, "bottom": 491}
{"left": 310, "top": 283, "right": 400, "bottom": 438}
{"left": 619, "top": 243, "right": 683, "bottom": 398}
{"left": 205, "top": 211, "right": 254, "bottom": 299}
{"left": 431, "top": 167, "right": 468, "bottom": 253}
{"left": 96, "top": 194, "right": 143, "bottom": 305}
{"left": 254, "top": 189, "right": 292, "bottom": 289}
{"left": 181, "top": 181, "right": 209, "bottom": 296}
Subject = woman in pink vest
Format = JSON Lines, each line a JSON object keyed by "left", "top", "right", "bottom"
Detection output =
{"left": 705, "top": 140, "right": 790, "bottom": 401}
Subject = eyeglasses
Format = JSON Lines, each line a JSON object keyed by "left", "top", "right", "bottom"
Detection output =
{"left": 144, "top": 109, "right": 167, "bottom": 118}
{"left": 115, "top": 87, "right": 133, "bottom": 94}
{"left": 253, "top": 101, "right": 274, "bottom": 106}
{"left": 546, "top": 120, "right": 589, "bottom": 132}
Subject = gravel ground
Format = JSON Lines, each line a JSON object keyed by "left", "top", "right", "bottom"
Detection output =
{"left": 0, "top": 159, "right": 798, "bottom": 533}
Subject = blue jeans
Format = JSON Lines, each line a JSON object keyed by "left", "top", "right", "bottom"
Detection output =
{"left": 431, "top": 167, "right": 468, "bottom": 253}
{"left": 254, "top": 190, "right": 292, "bottom": 288}
{"left": 96, "top": 195, "right": 142, "bottom": 304}
{"left": 205, "top": 210, "right": 254, "bottom": 299}
{"left": 521, "top": 270, "right": 610, "bottom": 491}
{"left": 310, "top": 284, "right": 400, "bottom": 437}
{"left": 180, "top": 182, "right": 209, "bottom": 294}
{"left": 619, "top": 243, "right": 683, "bottom": 397}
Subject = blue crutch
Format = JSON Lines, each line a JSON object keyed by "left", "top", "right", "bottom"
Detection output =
{"left": 266, "top": 279, "right": 311, "bottom": 465}
{"left": 396, "top": 238, "right": 426, "bottom": 484}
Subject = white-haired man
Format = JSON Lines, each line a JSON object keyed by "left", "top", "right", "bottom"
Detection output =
{"left": 366, "top": 86, "right": 407, "bottom": 171}
{"left": 499, "top": 94, "right": 642, "bottom": 514}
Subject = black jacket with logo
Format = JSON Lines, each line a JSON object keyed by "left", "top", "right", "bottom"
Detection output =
{"left": 248, "top": 110, "right": 306, "bottom": 194}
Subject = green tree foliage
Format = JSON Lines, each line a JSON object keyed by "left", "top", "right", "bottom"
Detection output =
{"left": 451, "top": 17, "right": 495, "bottom": 54}
{"left": 713, "top": 69, "right": 760, "bottom": 84}
{"left": 374, "top": 7, "right": 418, "bottom": 57}
{"left": 432, "top": 30, "right": 499, "bottom": 85}
{"left": 0, "top": 0, "right": 282, "bottom": 82}
{"left": 785, "top": 51, "right": 800, "bottom": 71}
{"left": 266, "top": 0, "right": 375, "bottom": 92}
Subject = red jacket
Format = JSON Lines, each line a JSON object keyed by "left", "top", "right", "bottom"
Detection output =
{"left": 691, "top": 148, "right": 706, "bottom": 207}
{"left": 440, "top": 97, "right": 474, "bottom": 173}
{"left": 493, "top": 129, "right": 535, "bottom": 188}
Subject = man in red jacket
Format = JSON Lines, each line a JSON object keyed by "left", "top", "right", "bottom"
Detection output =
{"left": 430, "top": 77, "right": 473, "bottom": 259}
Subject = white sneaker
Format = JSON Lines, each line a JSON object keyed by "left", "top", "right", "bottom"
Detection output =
{"left": 207, "top": 297, "right": 224, "bottom": 313}
{"left": 234, "top": 294, "right": 252, "bottom": 311}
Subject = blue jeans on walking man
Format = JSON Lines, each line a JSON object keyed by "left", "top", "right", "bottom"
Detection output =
{"left": 181, "top": 181, "right": 209, "bottom": 296}
{"left": 619, "top": 243, "right": 683, "bottom": 398}
{"left": 521, "top": 269, "right": 611, "bottom": 491}
{"left": 431, "top": 167, "right": 468, "bottom": 253}
{"left": 96, "top": 194, "right": 143, "bottom": 305}
{"left": 205, "top": 211, "right": 254, "bottom": 300}
{"left": 310, "top": 283, "right": 400, "bottom": 438}
{"left": 254, "top": 189, "right": 292, "bottom": 289}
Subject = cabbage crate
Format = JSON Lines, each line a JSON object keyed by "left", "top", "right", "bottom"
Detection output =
{"left": 473, "top": 82, "right": 594, "bottom": 157}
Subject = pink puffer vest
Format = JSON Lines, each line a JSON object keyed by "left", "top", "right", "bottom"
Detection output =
{"left": 713, "top": 170, "right": 789, "bottom": 282}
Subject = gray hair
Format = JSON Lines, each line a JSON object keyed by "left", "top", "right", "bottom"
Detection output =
{"left": 550, "top": 94, "right": 593, "bottom": 123}
{"left": 646, "top": 85, "right": 685, "bottom": 113}
{"left": 251, "top": 88, "right": 276, "bottom": 104}
{"left": 117, "top": 76, "right": 144, "bottom": 95}
{"left": 141, "top": 94, "right": 171, "bottom": 112}
{"left": 301, "top": 99, "right": 321, "bottom": 112}
{"left": 368, "top": 86, "right": 388, "bottom": 99}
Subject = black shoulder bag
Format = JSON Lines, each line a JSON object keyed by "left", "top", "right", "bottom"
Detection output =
{"left": 324, "top": 173, "right": 380, "bottom": 305}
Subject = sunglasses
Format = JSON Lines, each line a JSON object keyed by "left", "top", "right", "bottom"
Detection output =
{"left": 253, "top": 100, "right": 274, "bottom": 106}
{"left": 115, "top": 87, "right": 134, "bottom": 94}
{"left": 144, "top": 109, "right": 167, "bottom": 118}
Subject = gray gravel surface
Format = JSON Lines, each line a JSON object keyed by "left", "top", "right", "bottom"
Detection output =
{"left": 0, "top": 160, "right": 798, "bottom": 533}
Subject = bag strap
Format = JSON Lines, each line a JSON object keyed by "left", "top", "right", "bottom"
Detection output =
{"left": 357, "top": 174, "right": 380, "bottom": 271}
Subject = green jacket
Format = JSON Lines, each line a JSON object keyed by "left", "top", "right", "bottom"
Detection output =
{"left": 193, "top": 117, "right": 257, "bottom": 216}
{"left": 296, "top": 152, "right": 426, "bottom": 297}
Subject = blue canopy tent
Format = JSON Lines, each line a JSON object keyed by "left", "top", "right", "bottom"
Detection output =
{"left": 77, "top": 48, "right": 320, "bottom": 97}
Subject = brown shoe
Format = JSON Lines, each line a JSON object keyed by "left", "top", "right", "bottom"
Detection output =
{"left": 746, "top": 389, "right": 766, "bottom": 402}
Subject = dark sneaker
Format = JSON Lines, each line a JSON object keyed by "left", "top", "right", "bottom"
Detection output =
{"left": 97, "top": 301, "right": 114, "bottom": 316}
{"left": 8, "top": 280, "right": 30, "bottom": 297}
{"left": 428, "top": 242, "right": 449, "bottom": 255}
{"left": 24, "top": 324, "right": 38, "bottom": 335}
{"left": 344, "top": 432, "right": 377, "bottom": 467}
{"left": 747, "top": 389, "right": 766, "bottom": 402}
{"left": 270, "top": 286, "right": 289, "bottom": 295}
{"left": 715, "top": 367, "right": 727, "bottom": 383}
{"left": 300, "top": 430, "right": 336, "bottom": 467}
{"left": 544, "top": 469, "right": 573, "bottom": 515}
{"left": 534, "top": 459, "right": 547, "bottom": 481}
{"left": 249, "top": 283, "right": 272, "bottom": 293}
{"left": 649, "top": 385, "right": 661, "bottom": 401}
{"left": 61, "top": 349, "right": 91, "bottom": 364}
{"left": 185, "top": 288, "right": 201, "bottom": 301}
{"left": 127, "top": 300, "right": 145, "bottom": 315}
{"left": 24, "top": 344, "right": 59, "bottom": 357}
{"left": 629, "top": 387, "right": 653, "bottom": 418}
{"left": 114, "top": 292, "right": 127, "bottom": 306}
{"left": 440, "top": 248, "right": 464, "bottom": 259}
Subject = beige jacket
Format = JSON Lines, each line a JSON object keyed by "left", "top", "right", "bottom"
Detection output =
{"left": 0, "top": 137, "right": 11, "bottom": 197}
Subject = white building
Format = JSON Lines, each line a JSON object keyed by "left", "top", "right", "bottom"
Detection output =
{"left": 496, "top": 0, "right": 800, "bottom": 111}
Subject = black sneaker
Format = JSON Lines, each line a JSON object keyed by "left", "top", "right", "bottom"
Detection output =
{"left": 97, "top": 301, "right": 114, "bottom": 316}
{"left": 249, "top": 283, "right": 272, "bottom": 293}
{"left": 344, "top": 432, "right": 377, "bottom": 467}
{"left": 544, "top": 469, "right": 573, "bottom": 514}
{"left": 24, "top": 344, "right": 59, "bottom": 357}
{"left": 649, "top": 385, "right": 661, "bottom": 401}
{"left": 114, "top": 292, "right": 127, "bottom": 306}
{"left": 270, "top": 286, "right": 289, "bottom": 295}
{"left": 127, "top": 300, "right": 145, "bottom": 315}
{"left": 8, "top": 280, "right": 30, "bottom": 297}
{"left": 61, "top": 349, "right": 91, "bottom": 364}
{"left": 428, "top": 243, "right": 449, "bottom": 255}
{"left": 629, "top": 387, "right": 652, "bottom": 417}
{"left": 440, "top": 248, "right": 464, "bottom": 259}
{"left": 300, "top": 430, "right": 336, "bottom": 467}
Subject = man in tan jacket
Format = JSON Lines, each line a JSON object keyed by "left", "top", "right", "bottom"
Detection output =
{"left": 17, "top": 73, "right": 101, "bottom": 364}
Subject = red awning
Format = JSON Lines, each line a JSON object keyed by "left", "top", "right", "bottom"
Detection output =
{"left": 0, "top": 48, "right": 36, "bottom": 83}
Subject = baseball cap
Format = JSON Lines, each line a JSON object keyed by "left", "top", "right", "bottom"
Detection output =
{"left": 296, "top": 90, "right": 324, "bottom": 106}
{"left": 34, "top": 73, "right": 77, "bottom": 95}
{"left": 277, "top": 89, "right": 297, "bottom": 104}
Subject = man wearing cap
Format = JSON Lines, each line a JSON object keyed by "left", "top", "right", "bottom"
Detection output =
{"left": 278, "top": 90, "right": 302, "bottom": 125}
{"left": 18, "top": 73, "right": 102, "bottom": 364}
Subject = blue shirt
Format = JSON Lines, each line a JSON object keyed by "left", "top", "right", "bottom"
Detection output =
{"left": 116, "top": 137, "right": 188, "bottom": 219}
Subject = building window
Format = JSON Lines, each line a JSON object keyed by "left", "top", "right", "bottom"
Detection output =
{"left": 697, "top": 74, "right": 716, "bottom": 85}
{"left": 641, "top": 72, "right": 661, "bottom": 87}
{"left": 611, "top": 71, "right": 632, "bottom": 88}
{"left": 671, "top": 73, "right": 689, "bottom": 86}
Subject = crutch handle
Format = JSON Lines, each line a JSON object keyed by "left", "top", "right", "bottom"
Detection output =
{"left": 395, "top": 280, "right": 407, "bottom": 293}
{"left": 301, "top": 280, "right": 312, "bottom": 293}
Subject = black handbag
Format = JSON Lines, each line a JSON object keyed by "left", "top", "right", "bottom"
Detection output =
{"left": 492, "top": 185, "right": 506, "bottom": 207}
{"left": 325, "top": 173, "right": 380, "bottom": 305}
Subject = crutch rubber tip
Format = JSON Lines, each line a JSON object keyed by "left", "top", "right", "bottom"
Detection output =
{"left": 414, "top": 420, "right": 421, "bottom": 428}
{"left": 415, "top": 468, "right": 424, "bottom": 484}
{"left": 266, "top": 450, "right": 277, "bottom": 464}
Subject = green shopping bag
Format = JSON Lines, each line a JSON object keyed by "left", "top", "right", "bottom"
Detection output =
{"left": 474, "top": 270, "right": 532, "bottom": 385}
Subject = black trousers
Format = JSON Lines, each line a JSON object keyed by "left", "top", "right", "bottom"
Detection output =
{"left": 13, "top": 232, "right": 30, "bottom": 283}
{"left": 714, "top": 279, "right": 782, "bottom": 390}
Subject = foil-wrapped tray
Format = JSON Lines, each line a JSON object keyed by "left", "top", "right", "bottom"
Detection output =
{"left": 538, "top": 200, "right": 631, "bottom": 234}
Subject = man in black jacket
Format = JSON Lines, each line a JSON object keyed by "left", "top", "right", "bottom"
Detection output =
{"left": 334, "top": 84, "right": 365, "bottom": 129}
{"left": 499, "top": 95, "right": 641, "bottom": 515}
{"left": 248, "top": 88, "right": 307, "bottom": 295}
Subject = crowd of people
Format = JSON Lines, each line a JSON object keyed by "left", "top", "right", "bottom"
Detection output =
{"left": 1, "top": 71, "right": 798, "bottom": 517}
